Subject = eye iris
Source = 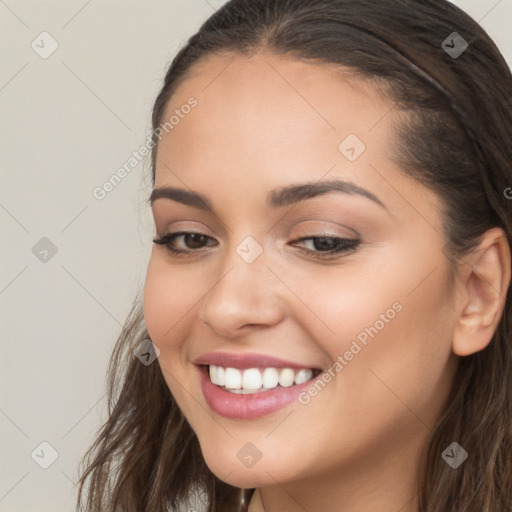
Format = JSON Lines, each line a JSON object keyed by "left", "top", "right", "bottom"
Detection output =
{"left": 314, "top": 237, "right": 337, "bottom": 251}
{"left": 186, "top": 233, "right": 207, "bottom": 249}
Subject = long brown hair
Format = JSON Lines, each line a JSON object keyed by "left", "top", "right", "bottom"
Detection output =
{"left": 77, "top": 1, "right": 512, "bottom": 510}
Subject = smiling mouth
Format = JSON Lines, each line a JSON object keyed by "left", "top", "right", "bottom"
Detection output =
{"left": 205, "top": 364, "right": 322, "bottom": 394}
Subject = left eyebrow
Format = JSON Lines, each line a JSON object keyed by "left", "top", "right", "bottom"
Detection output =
{"left": 267, "top": 179, "right": 386, "bottom": 210}
{"left": 148, "top": 178, "right": 386, "bottom": 212}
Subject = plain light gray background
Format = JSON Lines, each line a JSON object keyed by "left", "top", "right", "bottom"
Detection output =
{"left": 1, "top": 1, "right": 511, "bottom": 510}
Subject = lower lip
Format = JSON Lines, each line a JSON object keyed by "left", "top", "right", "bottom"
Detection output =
{"left": 197, "top": 365, "right": 319, "bottom": 419}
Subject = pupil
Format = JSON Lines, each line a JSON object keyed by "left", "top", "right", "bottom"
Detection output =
{"left": 314, "top": 237, "right": 335, "bottom": 251}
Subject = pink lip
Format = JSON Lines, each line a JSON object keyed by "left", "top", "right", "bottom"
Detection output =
{"left": 193, "top": 351, "right": 318, "bottom": 370}
{"left": 196, "top": 365, "right": 319, "bottom": 419}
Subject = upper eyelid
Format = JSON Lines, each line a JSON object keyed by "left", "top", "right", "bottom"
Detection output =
{"left": 152, "top": 208, "right": 362, "bottom": 238}
{"left": 157, "top": 230, "right": 357, "bottom": 241}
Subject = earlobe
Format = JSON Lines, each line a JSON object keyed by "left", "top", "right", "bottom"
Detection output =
{"left": 452, "top": 227, "right": 511, "bottom": 357}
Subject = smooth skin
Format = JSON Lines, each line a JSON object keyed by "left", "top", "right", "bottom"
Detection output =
{"left": 143, "top": 50, "right": 511, "bottom": 512}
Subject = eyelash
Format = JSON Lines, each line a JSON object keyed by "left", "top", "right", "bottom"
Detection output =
{"left": 152, "top": 231, "right": 360, "bottom": 259}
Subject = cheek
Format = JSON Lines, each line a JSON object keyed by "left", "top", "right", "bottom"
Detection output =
{"left": 284, "top": 260, "right": 407, "bottom": 358}
{"left": 143, "top": 255, "right": 198, "bottom": 347}
{"left": 301, "top": 243, "right": 455, "bottom": 359}
{"left": 143, "top": 256, "right": 204, "bottom": 413}
{"left": 290, "top": 246, "right": 456, "bottom": 409}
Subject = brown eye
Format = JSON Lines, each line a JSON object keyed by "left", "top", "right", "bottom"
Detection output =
{"left": 183, "top": 233, "right": 209, "bottom": 249}
{"left": 291, "top": 236, "right": 360, "bottom": 258}
{"left": 153, "top": 232, "right": 218, "bottom": 255}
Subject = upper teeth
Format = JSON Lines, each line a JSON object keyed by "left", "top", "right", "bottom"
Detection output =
{"left": 209, "top": 365, "right": 314, "bottom": 392}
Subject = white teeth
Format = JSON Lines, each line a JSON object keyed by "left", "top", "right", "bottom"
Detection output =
{"left": 242, "top": 368, "right": 262, "bottom": 390}
{"left": 262, "top": 368, "right": 279, "bottom": 389}
{"left": 216, "top": 366, "right": 225, "bottom": 386}
{"left": 294, "top": 369, "right": 313, "bottom": 385}
{"left": 208, "top": 365, "right": 316, "bottom": 392}
{"left": 209, "top": 365, "right": 218, "bottom": 385}
{"left": 278, "top": 368, "right": 295, "bottom": 387}
{"left": 224, "top": 367, "right": 242, "bottom": 389}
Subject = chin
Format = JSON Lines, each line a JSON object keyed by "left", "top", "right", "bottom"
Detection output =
{"left": 207, "top": 462, "right": 273, "bottom": 489}
{"left": 200, "top": 442, "right": 300, "bottom": 489}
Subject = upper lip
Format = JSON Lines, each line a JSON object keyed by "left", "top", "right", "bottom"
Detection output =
{"left": 193, "top": 351, "right": 319, "bottom": 370}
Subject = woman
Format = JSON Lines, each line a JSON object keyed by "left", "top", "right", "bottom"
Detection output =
{"left": 77, "top": 1, "right": 512, "bottom": 510}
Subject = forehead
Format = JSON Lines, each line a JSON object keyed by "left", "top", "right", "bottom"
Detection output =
{"left": 156, "top": 50, "right": 399, "bottom": 183}
{"left": 164, "top": 49, "right": 393, "bottom": 131}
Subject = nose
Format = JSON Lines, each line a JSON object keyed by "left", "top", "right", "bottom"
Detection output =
{"left": 198, "top": 243, "right": 287, "bottom": 337}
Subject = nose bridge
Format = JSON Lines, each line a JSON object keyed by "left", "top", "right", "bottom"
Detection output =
{"left": 199, "top": 234, "right": 286, "bottom": 334}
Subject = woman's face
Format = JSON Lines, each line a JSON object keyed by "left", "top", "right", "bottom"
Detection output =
{"left": 143, "top": 51, "right": 460, "bottom": 491}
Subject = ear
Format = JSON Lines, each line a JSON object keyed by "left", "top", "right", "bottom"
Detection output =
{"left": 452, "top": 227, "right": 511, "bottom": 357}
